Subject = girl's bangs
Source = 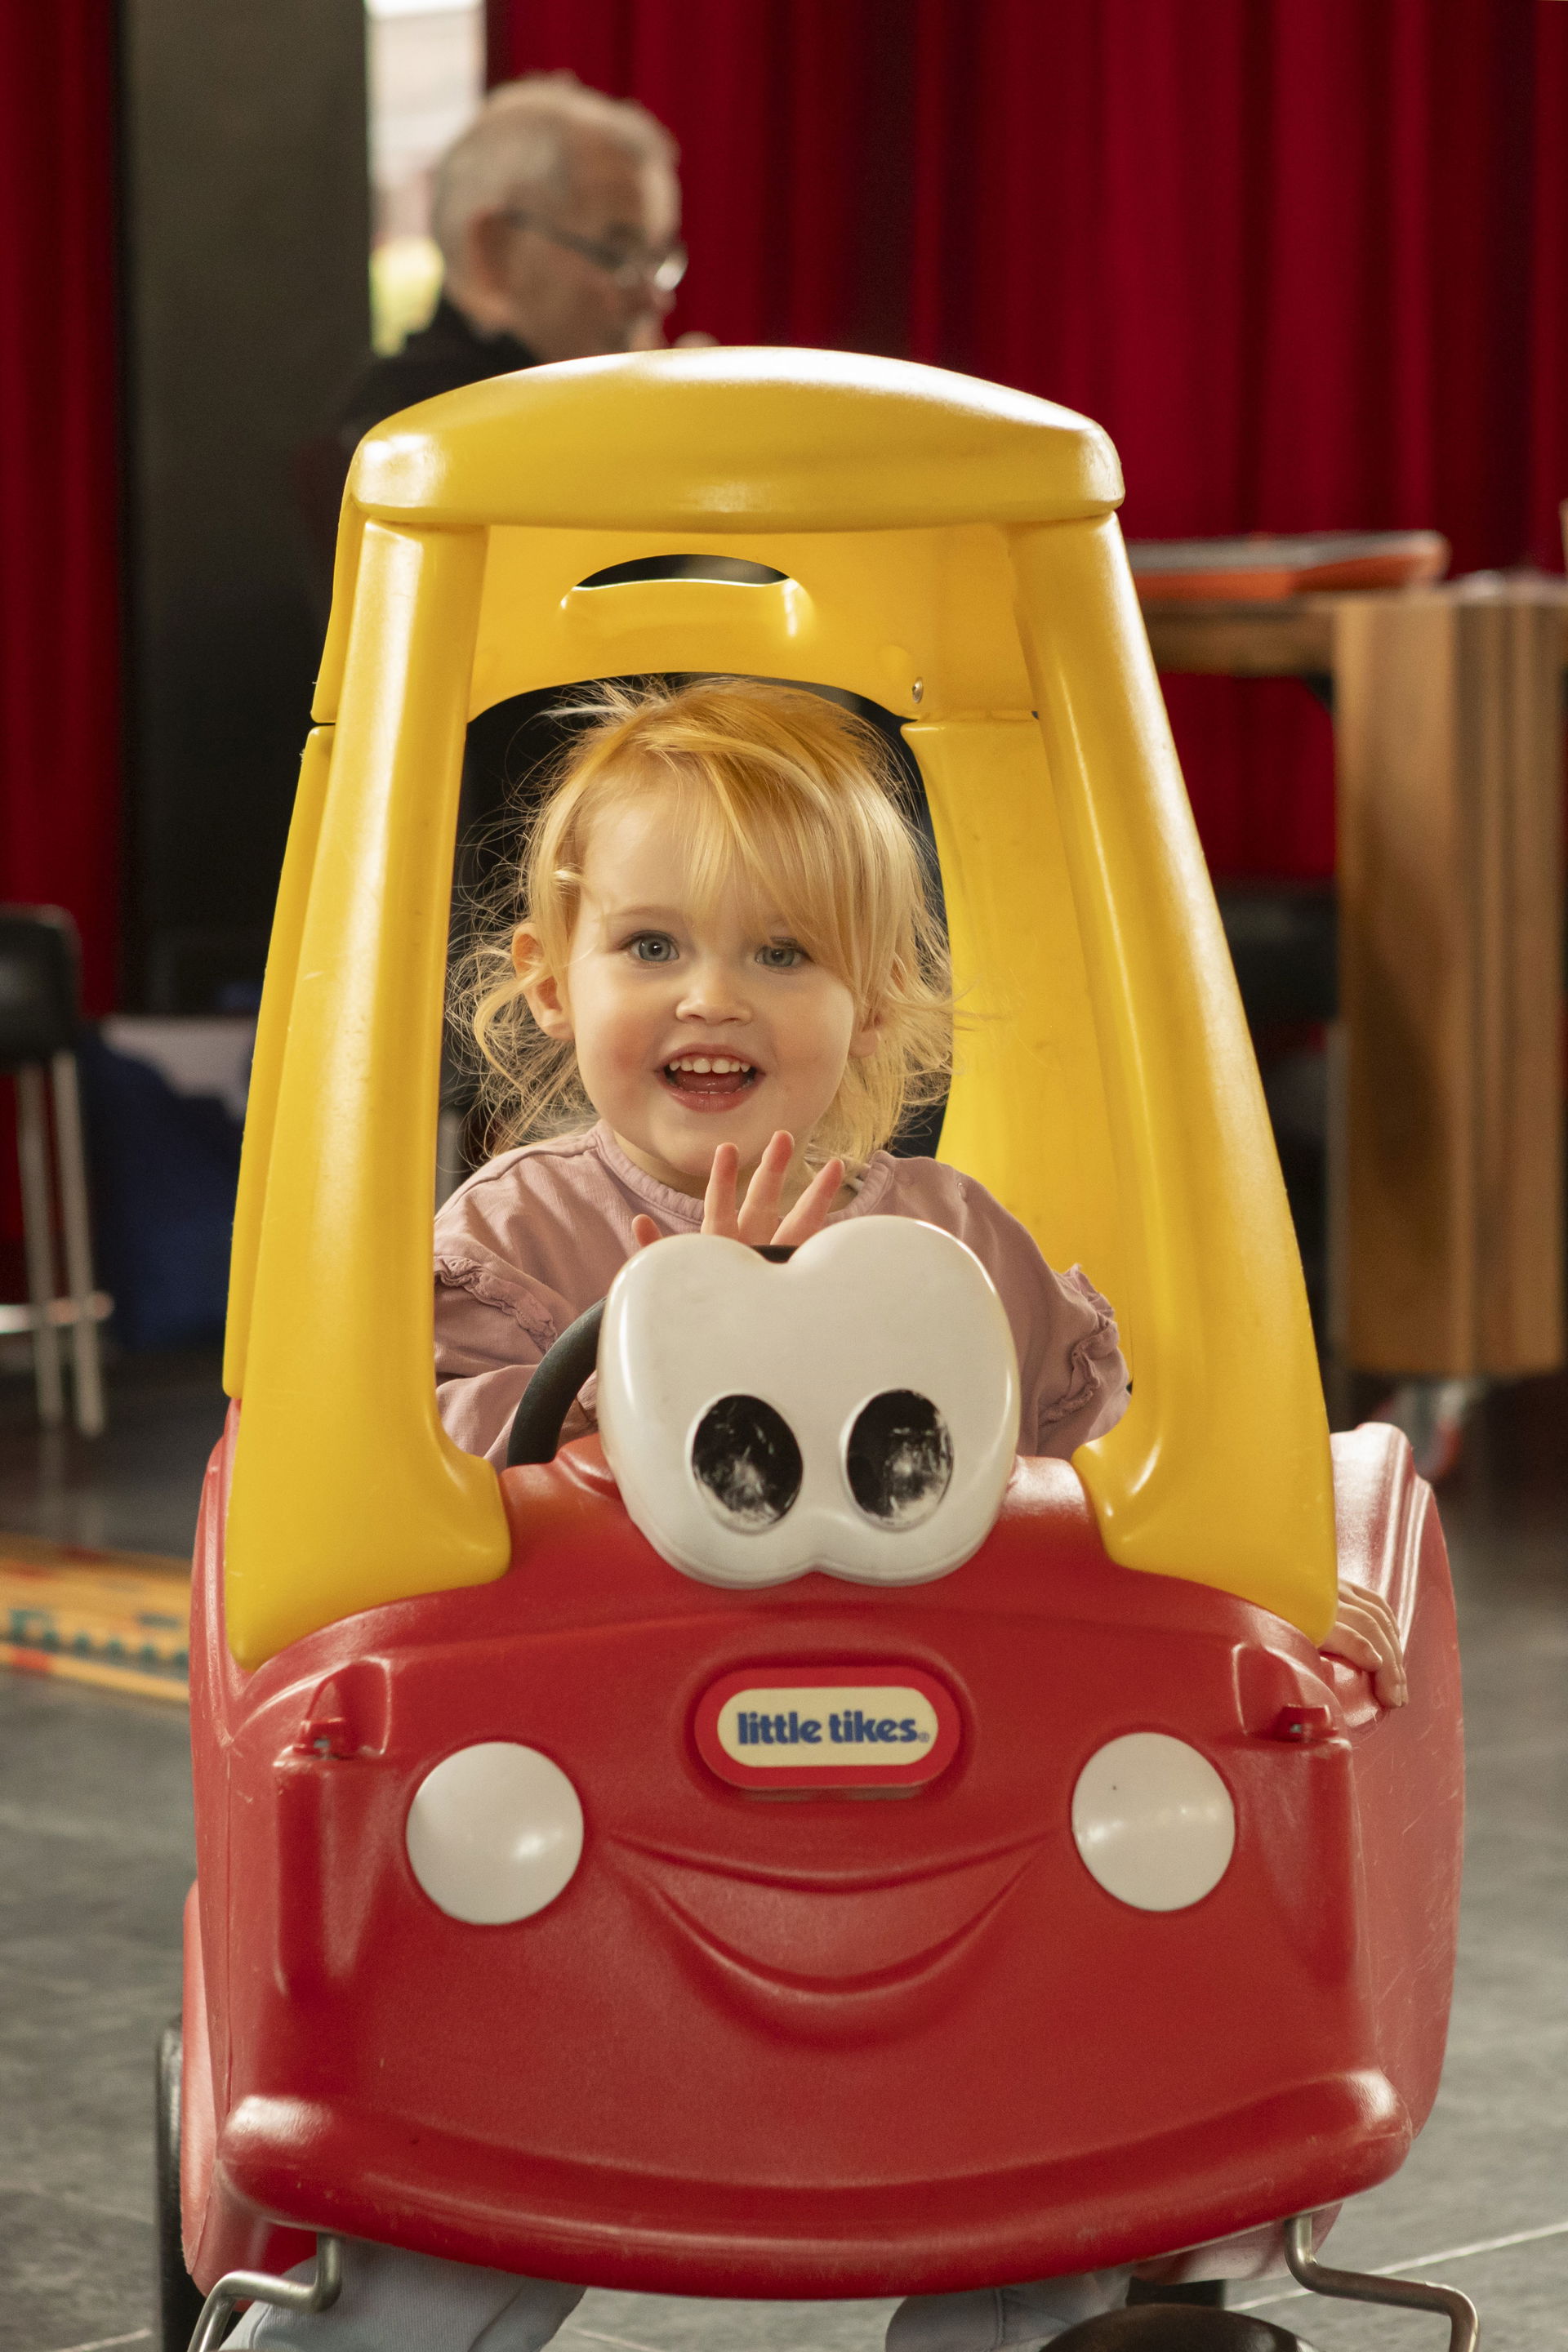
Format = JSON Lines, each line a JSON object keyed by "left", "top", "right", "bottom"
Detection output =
{"left": 617, "top": 761, "right": 861, "bottom": 982}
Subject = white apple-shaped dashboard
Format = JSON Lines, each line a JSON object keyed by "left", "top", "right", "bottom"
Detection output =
{"left": 596, "top": 1218, "right": 1021, "bottom": 1589}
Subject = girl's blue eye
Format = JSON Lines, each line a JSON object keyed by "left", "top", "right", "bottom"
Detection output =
{"left": 758, "top": 942, "right": 806, "bottom": 970}
{"left": 629, "top": 934, "right": 678, "bottom": 964}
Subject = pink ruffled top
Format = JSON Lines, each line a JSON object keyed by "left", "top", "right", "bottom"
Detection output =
{"left": 434, "top": 1125, "right": 1129, "bottom": 1467}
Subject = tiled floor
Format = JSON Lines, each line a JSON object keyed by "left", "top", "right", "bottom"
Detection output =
{"left": 0, "top": 1351, "right": 228, "bottom": 1560}
{"left": 0, "top": 1356, "right": 1563, "bottom": 2352}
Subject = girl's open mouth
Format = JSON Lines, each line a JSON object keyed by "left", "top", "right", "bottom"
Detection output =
{"left": 661, "top": 1055, "right": 760, "bottom": 1107}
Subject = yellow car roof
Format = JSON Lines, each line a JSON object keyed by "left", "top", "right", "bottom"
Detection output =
{"left": 347, "top": 345, "right": 1123, "bottom": 532}
{"left": 224, "top": 350, "right": 1334, "bottom": 1670}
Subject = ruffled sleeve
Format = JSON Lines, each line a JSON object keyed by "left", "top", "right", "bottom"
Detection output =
{"left": 1030, "top": 1264, "right": 1129, "bottom": 1458}
{"left": 434, "top": 1160, "right": 602, "bottom": 1465}
{"left": 867, "top": 1158, "right": 1130, "bottom": 1459}
{"left": 434, "top": 1245, "right": 599, "bottom": 1467}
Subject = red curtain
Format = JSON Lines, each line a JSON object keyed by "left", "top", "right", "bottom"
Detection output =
{"left": 487, "top": 0, "right": 1568, "bottom": 880}
{"left": 0, "top": 0, "right": 121, "bottom": 1009}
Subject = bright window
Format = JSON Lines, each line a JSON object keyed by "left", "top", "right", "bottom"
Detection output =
{"left": 365, "top": 0, "right": 483, "bottom": 353}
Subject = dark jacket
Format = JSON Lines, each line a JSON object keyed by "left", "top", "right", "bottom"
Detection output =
{"left": 297, "top": 298, "right": 539, "bottom": 588}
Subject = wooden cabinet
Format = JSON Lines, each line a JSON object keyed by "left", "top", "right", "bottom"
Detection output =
{"left": 1146, "top": 583, "right": 1566, "bottom": 1378}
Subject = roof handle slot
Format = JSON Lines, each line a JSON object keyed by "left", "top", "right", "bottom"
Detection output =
{"left": 575, "top": 556, "right": 791, "bottom": 589}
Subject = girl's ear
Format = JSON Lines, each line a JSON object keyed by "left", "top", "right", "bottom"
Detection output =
{"left": 513, "top": 926, "right": 574, "bottom": 1041}
{"left": 849, "top": 996, "right": 887, "bottom": 1062}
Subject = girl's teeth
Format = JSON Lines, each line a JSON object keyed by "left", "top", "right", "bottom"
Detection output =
{"left": 670, "top": 1057, "right": 750, "bottom": 1074}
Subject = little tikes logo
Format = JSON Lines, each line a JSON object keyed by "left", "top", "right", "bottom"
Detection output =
{"left": 695, "top": 1666, "right": 960, "bottom": 1791}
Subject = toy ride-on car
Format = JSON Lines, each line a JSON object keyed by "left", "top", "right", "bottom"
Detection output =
{"left": 158, "top": 350, "right": 1473, "bottom": 2352}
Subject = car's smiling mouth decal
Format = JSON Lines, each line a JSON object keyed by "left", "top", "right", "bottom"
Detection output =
{"left": 607, "top": 1829, "right": 1044, "bottom": 2013}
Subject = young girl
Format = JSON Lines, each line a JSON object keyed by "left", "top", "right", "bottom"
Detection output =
{"left": 237, "top": 679, "right": 1403, "bottom": 2352}
{"left": 434, "top": 676, "right": 1133, "bottom": 1470}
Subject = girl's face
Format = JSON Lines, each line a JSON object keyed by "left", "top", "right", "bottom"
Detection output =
{"left": 517, "top": 788, "right": 880, "bottom": 1196}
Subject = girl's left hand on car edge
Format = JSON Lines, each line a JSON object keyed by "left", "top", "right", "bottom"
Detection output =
{"left": 1321, "top": 1579, "right": 1407, "bottom": 1708}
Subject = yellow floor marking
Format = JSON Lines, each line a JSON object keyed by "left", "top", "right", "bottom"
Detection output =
{"left": 1, "top": 1539, "right": 191, "bottom": 1704}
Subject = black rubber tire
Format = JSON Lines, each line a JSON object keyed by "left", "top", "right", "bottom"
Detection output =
{"left": 156, "top": 2021, "right": 207, "bottom": 2352}
{"left": 1126, "top": 2283, "right": 1227, "bottom": 2308}
{"left": 1053, "top": 2310, "right": 1316, "bottom": 2352}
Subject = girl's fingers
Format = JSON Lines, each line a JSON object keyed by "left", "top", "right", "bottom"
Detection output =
{"left": 697, "top": 1137, "right": 840, "bottom": 1248}
{"left": 701, "top": 1142, "right": 742, "bottom": 1237}
{"left": 630, "top": 1214, "right": 662, "bottom": 1251}
{"left": 773, "top": 1157, "right": 844, "bottom": 1248}
{"left": 735, "top": 1132, "right": 795, "bottom": 1245}
{"left": 1321, "top": 1581, "right": 1408, "bottom": 1708}
{"left": 1324, "top": 1619, "right": 1381, "bottom": 1673}
{"left": 1338, "top": 1587, "right": 1403, "bottom": 1666}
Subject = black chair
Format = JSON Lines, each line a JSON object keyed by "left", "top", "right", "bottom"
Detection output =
{"left": 1214, "top": 882, "right": 1338, "bottom": 1029}
{"left": 1214, "top": 881, "right": 1340, "bottom": 1356}
{"left": 0, "top": 909, "right": 106, "bottom": 1433}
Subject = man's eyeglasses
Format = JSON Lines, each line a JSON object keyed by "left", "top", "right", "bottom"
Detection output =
{"left": 501, "top": 210, "right": 688, "bottom": 294}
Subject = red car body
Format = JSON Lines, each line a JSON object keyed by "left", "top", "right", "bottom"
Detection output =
{"left": 180, "top": 1410, "right": 1461, "bottom": 2304}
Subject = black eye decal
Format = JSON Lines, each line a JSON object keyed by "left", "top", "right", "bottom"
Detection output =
{"left": 845, "top": 1391, "right": 954, "bottom": 1528}
{"left": 692, "top": 1396, "right": 803, "bottom": 1530}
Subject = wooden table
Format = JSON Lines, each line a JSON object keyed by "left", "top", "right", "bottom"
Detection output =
{"left": 1144, "top": 585, "right": 1566, "bottom": 1380}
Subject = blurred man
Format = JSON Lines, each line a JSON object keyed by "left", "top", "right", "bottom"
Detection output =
{"left": 300, "top": 73, "right": 684, "bottom": 562}
{"left": 432, "top": 72, "right": 683, "bottom": 368}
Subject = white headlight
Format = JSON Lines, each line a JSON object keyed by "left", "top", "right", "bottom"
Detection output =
{"left": 1071, "top": 1732, "right": 1235, "bottom": 1911}
{"left": 406, "top": 1742, "right": 584, "bottom": 1925}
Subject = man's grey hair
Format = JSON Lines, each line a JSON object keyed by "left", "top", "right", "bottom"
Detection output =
{"left": 433, "top": 74, "right": 679, "bottom": 271}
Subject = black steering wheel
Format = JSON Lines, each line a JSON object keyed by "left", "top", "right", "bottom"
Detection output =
{"left": 502, "top": 1243, "right": 795, "bottom": 1468}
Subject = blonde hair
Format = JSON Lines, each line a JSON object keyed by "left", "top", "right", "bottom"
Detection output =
{"left": 461, "top": 678, "right": 953, "bottom": 1167}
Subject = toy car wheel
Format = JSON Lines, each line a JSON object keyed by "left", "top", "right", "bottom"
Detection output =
{"left": 155, "top": 2021, "right": 207, "bottom": 2352}
{"left": 1053, "top": 2311, "right": 1318, "bottom": 2352}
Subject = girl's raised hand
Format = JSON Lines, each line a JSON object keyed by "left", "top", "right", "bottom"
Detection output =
{"left": 706, "top": 1133, "right": 845, "bottom": 1248}
{"left": 630, "top": 1133, "right": 844, "bottom": 1254}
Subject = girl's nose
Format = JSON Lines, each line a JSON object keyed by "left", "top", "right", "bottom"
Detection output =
{"left": 674, "top": 959, "right": 750, "bottom": 1023}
